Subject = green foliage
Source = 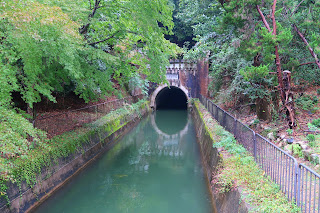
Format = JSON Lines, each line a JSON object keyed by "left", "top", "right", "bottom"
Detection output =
{"left": 165, "top": 0, "right": 195, "bottom": 48}
{"left": 288, "top": 144, "right": 304, "bottom": 158}
{"left": 308, "top": 122, "right": 320, "bottom": 132}
{"left": 296, "top": 95, "right": 318, "bottom": 111}
{"left": 1, "top": 1, "right": 83, "bottom": 107}
{"left": 177, "top": 0, "right": 221, "bottom": 60}
{"left": 312, "top": 118, "right": 320, "bottom": 128}
{"left": 0, "top": 106, "right": 47, "bottom": 160}
{"left": 307, "top": 134, "right": 316, "bottom": 143}
{"left": 286, "top": 129, "right": 293, "bottom": 135}
{"left": 239, "top": 65, "right": 273, "bottom": 100}
{"left": 128, "top": 73, "right": 150, "bottom": 97}
{"left": 240, "top": 65, "right": 269, "bottom": 82}
{"left": 179, "top": 0, "right": 320, "bottom": 111}
{"left": 0, "top": 0, "right": 179, "bottom": 109}
{"left": 306, "top": 134, "right": 320, "bottom": 151}
{"left": 208, "top": 42, "right": 251, "bottom": 99}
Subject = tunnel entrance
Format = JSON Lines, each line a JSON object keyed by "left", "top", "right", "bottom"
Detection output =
{"left": 155, "top": 86, "right": 188, "bottom": 110}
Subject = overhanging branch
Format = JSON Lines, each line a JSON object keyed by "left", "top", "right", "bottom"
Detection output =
{"left": 293, "top": 24, "right": 320, "bottom": 69}
{"left": 88, "top": 31, "right": 121, "bottom": 46}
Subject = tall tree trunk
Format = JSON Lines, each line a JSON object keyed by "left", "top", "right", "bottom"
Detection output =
{"left": 27, "top": 105, "right": 36, "bottom": 127}
{"left": 257, "top": 1, "right": 295, "bottom": 128}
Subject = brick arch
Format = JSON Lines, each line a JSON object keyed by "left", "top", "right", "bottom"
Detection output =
{"left": 150, "top": 84, "right": 189, "bottom": 110}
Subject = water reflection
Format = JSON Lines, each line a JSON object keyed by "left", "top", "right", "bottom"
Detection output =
{"left": 34, "top": 110, "right": 212, "bottom": 213}
{"left": 153, "top": 110, "right": 188, "bottom": 135}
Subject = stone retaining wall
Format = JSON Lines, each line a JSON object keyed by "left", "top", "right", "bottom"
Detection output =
{"left": 191, "top": 103, "right": 248, "bottom": 213}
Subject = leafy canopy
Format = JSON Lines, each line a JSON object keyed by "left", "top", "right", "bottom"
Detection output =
{"left": 0, "top": 0, "right": 179, "bottom": 109}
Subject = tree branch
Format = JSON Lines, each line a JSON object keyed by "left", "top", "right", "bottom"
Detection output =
{"left": 271, "top": 0, "right": 277, "bottom": 35}
{"left": 293, "top": 24, "right": 320, "bottom": 69}
{"left": 299, "top": 62, "right": 316, "bottom": 66}
{"left": 291, "top": 0, "right": 306, "bottom": 17}
{"left": 80, "top": 0, "right": 102, "bottom": 34}
{"left": 88, "top": 31, "right": 121, "bottom": 46}
{"left": 256, "top": 5, "right": 271, "bottom": 32}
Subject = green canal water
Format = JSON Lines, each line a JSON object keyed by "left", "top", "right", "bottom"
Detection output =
{"left": 34, "top": 110, "right": 213, "bottom": 213}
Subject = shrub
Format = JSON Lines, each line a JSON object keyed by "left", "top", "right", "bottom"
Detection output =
{"left": 311, "top": 118, "right": 320, "bottom": 128}
{"left": 307, "top": 134, "right": 316, "bottom": 142}
{"left": 296, "top": 95, "right": 318, "bottom": 111}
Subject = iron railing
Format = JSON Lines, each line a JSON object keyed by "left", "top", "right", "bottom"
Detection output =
{"left": 200, "top": 95, "right": 320, "bottom": 213}
{"left": 34, "top": 95, "right": 143, "bottom": 138}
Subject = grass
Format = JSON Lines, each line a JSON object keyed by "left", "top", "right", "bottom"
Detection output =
{"left": 195, "top": 101, "right": 301, "bottom": 213}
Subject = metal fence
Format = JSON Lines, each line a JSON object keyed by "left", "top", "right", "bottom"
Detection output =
{"left": 200, "top": 95, "right": 320, "bottom": 213}
{"left": 34, "top": 95, "right": 143, "bottom": 138}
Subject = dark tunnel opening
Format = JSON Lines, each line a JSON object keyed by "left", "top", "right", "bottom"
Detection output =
{"left": 155, "top": 87, "right": 188, "bottom": 110}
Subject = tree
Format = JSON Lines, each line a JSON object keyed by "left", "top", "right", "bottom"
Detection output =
{"left": 0, "top": 0, "right": 178, "bottom": 110}
{"left": 178, "top": 0, "right": 320, "bottom": 127}
{"left": 0, "top": 0, "right": 179, "bottom": 164}
{"left": 165, "top": 0, "right": 195, "bottom": 48}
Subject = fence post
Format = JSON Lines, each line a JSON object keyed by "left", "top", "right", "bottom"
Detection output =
{"left": 223, "top": 111, "right": 227, "bottom": 128}
{"left": 234, "top": 119, "right": 237, "bottom": 139}
{"left": 215, "top": 105, "right": 219, "bottom": 120}
{"left": 295, "top": 164, "right": 301, "bottom": 207}
{"left": 253, "top": 131, "right": 257, "bottom": 160}
{"left": 95, "top": 105, "right": 98, "bottom": 120}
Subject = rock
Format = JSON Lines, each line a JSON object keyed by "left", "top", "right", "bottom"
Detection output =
{"left": 280, "top": 141, "right": 287, "bottom": 148}
{"left": 295, "top": 141, "right": 309, "bottom": 150}
{"left": 261, "top": 124, "right": 270, "bottom": 130}
{"left": 287, "top": 138, "right": 294, "bottom": 144}
{"left": 278, "top": 141, "right": 284, "bottom": 148}
{"left": 248, "top": 119, "right": 255, "bottom": 126}
{"left": 302, "top": 149, "right": 312, "bottom": 161}
{"left": 280, "top": 134, "right": 286, "bottom": 139}
{"left": 311, "top": 154, "right": 320, "bottom": 164}
{"left": 284, "top": 145, "right": 293, "bottom": 155}
{"left": 267, "top": 132, "right": 275, "bottom": 141}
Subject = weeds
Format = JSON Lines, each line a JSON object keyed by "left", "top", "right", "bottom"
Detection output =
{"left": 296, "top": 95, "right": 318, "bottom": 111}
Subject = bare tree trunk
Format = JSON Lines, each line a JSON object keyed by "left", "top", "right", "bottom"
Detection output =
{"left": 283, "top": 71, "right": 295, "bottom": 127}
{"left": 257, "top": 1, "right": 295, "bottom": 127}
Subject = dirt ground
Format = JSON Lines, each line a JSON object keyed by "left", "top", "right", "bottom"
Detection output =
{"left": 32, "top": 88, "right": 139, "bottom": 138}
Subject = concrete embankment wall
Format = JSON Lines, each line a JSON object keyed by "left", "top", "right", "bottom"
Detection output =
{"left": 191, "top": 103, "right": 248, "bottom": 213}
{"left": 0, "top": 102, "right": 150, "bottom": 213}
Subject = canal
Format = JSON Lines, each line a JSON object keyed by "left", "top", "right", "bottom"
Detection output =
{"left": 33, "top": 110, "right": 213, "bottom": 213}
